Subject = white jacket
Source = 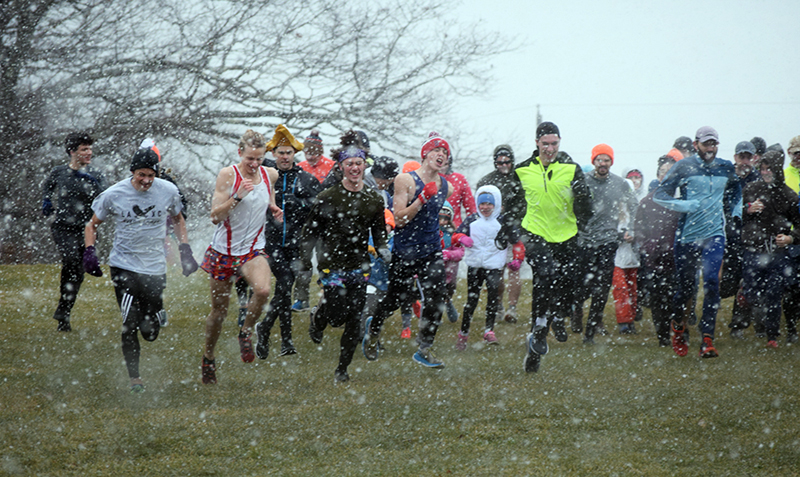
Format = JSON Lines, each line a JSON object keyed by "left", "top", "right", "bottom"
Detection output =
{"left": 460, "top": 185, "right": 508, "bottom": 270}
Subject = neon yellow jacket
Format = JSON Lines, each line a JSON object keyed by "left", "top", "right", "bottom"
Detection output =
{"left": 511, "top": 151, "right": 592, "bottom": 243}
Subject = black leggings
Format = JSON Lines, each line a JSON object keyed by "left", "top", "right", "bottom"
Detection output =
{"left": 261, "top": 246, "right": 301, "bottom": 341}
{"left": 461, "top": 267, "right": 503, "bottom": 335}
{"left": 313, "top": 273, "right": 367, "bottom": 372}
{"left": 111, "top": 268, "right": 165, "bottom": 379}
{"left": 370, "top": 252, "right": 447, "bottom": 348}
{"left": 51, "top": 227, "right": 85, "bottom": 322}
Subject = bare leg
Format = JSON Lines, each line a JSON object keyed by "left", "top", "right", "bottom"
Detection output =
{"left": 239, "top": 255, "right": 272, "bottom": 334}
{"left": 204, "top": 277, "right": 233, "bottom": 361}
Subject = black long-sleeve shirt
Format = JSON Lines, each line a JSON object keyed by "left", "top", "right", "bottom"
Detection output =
{"left": 300, "top": 182, "right": 386, "bottom": 273}
{"left": 42, "top": 165, "right": 105, "bottom": 231}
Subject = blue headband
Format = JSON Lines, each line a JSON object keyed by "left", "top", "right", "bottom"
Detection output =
{"left": 338, "top": 146, "right": 366, "bottom": 162}
{"left": 478, "top": 192, "right": 495, "bottom": 206}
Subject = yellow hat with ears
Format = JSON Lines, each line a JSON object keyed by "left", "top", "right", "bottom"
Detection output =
{"left": 266, "top": 124, "right": 304, "bottom": 152}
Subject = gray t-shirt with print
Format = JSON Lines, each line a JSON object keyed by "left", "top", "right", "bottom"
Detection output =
{"left": 92, "top": 177, "right": 183, "bottom": 275}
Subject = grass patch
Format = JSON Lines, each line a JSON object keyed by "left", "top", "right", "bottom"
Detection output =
{"left": 2, "top": 264, "right": 799, "bottom": 475}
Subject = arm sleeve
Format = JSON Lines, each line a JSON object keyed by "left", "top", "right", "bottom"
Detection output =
{"left": 299, "top": 200, "right": 323, "bottom": 263}
{"left": 461, "top": 178, "right": 477, "bottom": 215}
{"left": 570, "top": 166, "right": 593, "bottom": 230}
{"left": 653, "top": 165, "right": 699, "bottom": 213}
{"left": 42, "top": 169, "right": 56, "bottom": 201}
{"left": 370, "top": 200, "right": 388, "bottom": 253}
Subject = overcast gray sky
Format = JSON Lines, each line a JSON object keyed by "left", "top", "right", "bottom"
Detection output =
{"left": 448, "top": 0, "right": 800, "bottom": 184}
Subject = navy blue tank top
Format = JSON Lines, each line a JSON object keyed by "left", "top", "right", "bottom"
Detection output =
{"left": 394, "top": 171, "right": 449, "bottom": 260}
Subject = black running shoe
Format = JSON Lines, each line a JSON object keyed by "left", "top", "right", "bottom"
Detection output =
{"left": 552, "top": 319, "right": 568, "bottom": 342}
{"left": 280, "top": 339, "right": 297, "bottom": 356}
{"left": 334, "top": 369, "right": 350, "bottom": 383}
{"left": 523, "top": 335, "right": 541, "bottom": 373}
{"left": 57, "top": 320, "right": 71, "bottom": 332}
{"left": 531, "top": 324, "right": 549, "bottom": 355}
{"left": 309, "top": 306, "right": 323, "bottom": 344}
{"left": 255, "top": 321, "right": 269, "bottom": 359}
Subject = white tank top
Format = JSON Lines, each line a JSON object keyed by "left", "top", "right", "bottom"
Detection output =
{"left": 210, "top": 165, "right": 272, "bottom": 256}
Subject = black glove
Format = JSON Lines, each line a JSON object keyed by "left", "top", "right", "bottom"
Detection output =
{"left": 42, "top": 198, "right": 54, "bottom": 217}
{"left": 179, "top": 243, "right": 198, "bottom": 276}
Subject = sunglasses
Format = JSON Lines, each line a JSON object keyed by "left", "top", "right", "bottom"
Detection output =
{"left": 495, "top": 160, "right": 513, "bottom": 166}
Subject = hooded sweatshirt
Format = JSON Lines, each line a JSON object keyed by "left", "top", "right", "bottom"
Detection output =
{"left": 741, "top": 151, "right": 800, "bottom": 253}
{"left": 456, "top": 185, "right": 508, "bottom": 270}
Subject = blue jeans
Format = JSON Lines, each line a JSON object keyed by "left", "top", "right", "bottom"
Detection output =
{"left": 673, "top": 236, "right": 725, "bottom": 336}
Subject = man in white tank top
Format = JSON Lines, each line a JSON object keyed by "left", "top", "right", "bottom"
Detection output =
{"left": 199, "top": 129, "right": 282, "bottom": 384}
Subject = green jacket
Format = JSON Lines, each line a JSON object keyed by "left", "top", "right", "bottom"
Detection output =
{"left": 509, "top": 150, "right": 592, "bottom": 243}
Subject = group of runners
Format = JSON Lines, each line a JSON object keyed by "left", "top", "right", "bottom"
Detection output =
{"left": 41, "top": 123, "right": 800, "bottom": 391}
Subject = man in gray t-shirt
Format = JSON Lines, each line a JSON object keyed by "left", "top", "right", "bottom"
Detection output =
{"left": 83, "top": 148, "right": 198, "bottom": 394}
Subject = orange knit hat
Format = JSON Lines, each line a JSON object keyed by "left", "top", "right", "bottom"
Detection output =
{"left": 402, "top": 160, "right": 421, "bottom": 173}
{"left": 591, "top": 143, "right": 614, "bottom": 165}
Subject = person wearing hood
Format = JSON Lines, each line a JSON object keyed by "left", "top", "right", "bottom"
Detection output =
{"left": 574, "top": 144, "right": 638, "bottom": 341}
{"left": 476, "top": 144, "right": 525, "bottom": 323}
{"left": 454, "top": 185, "right": 518, "bottom": 349}
{"left": 251, "top": 125, "right": 321, "bottom": 359}
{"left": 740, "top": 151, "right": 800, "bottom": 347}
{"left": 624, "top": 169, "right": 647, "bottom": 202}
{"left": 508, "top": 121, "right": 593, "bottom": 373}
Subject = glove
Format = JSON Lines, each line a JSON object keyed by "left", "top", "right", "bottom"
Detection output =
{"left": 418, "top": 182, "right": 439, "bottom": 205}
{"left": 459, "top": 236, "right": 474, "bottom": 248}
{"left": 179, "top": 243, "right": 198, "bottom": 276}
{"left": 83, "top": 246, "right": 103, "bottom": 277}
{"left": 368, "top": 245, "right": 377, "bottom": 257}
{"left": 507, "top": 259, "right": 522, "bottom": 271}
{"left": 378, "top": 247, "right": 392, "bottom": 264}
{"left": 512, "top": 241, "right": 526, "bottom": 261}
{"left": 42, "top": 198, "right": 54, "bottom": 217}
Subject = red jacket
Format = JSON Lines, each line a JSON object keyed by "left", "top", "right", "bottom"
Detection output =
{"left": 443, "top": 171, "right": 476, "bottom": 227}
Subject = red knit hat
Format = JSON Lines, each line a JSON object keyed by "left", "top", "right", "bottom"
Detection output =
{"left": 420, "top": 131, "right": 451, "bottom": 160}
{"left": 591, "top": 143, "right": 614, "bottom": 165}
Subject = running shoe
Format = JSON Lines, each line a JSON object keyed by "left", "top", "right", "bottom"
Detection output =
{"left": 255, "top": 321, "right": 269, "bottom": 359}
{"left": 238, "top": 331, "right": 255, "bottom": 363}
{"left": 334, "top": 369, "right": 350, "bottom": 383}
{"left": 767, "top": 340, "right": 779, "bottom": 349}
{"left": 455, "top": 331, "right": 468, "bottom": 351}
{"left": 291, "top": 300, "right": 309, "bottom": 312}
{"left": 280, "top": 339, "right": 297, "bottom": 356}
{"left": 446, "top": 300, "right": 459, "bottom": 323}
{"left": 201, "top": 357, "right": 217, "bottom": 384}
{"left": 523, "top": 334, "right": 541, "bottom": 373}
{"left": 504, "top": 307, "right": 518, "bottom": 324}
{"left": 530, "top": 324, "right": 549, "bottom": 355}
{"left": 362, "top": 317, "right": 380, "bottom": 361}
{"left": 412, "top": 348, "right": 445, "bottom": 368}
{"left": 787, "top": 333, "right": 799, "bottom": 345}
{"left": 671, "top": 322, "right": 689, "bottom": 357}
{"left": 308, "top": 306, "right": 323, "bottom": 344}
{"left": 400, "top": 327, "right": 412, "bottom": 339}
{"left": 130, "top": 384, "right": 145, "bottom": 394}
{"left": 699, "top": 336, "right": 718, "bottom": 358}
{"left": 483, "top": 330, "right": 499, "bottom": 345}
{"left": 57, "top": 320, "right": 71, "bottom": 332}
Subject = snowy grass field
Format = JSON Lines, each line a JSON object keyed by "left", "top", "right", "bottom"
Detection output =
{"left": 2, "top": 264, "right": 800, "bottom": 475}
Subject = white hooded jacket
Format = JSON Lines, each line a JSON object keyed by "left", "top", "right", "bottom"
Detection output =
{"left": 458, "top": 185, "right": 508, "bottom": 270}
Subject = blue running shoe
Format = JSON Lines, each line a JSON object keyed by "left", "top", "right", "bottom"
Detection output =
{"left": 291, "top": 300, "right": 309, "bottom": 312}
{"left": 412, "top": 348, "right": 445, "bottom": 368}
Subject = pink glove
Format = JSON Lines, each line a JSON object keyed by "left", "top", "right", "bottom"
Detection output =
{"left": 459, "top": 236, "right": 474, "bottom": 248}
{"left": 507, "top": 259, "right": 522, "bottom": 271}
{"left": 418, "top": 182, "right": 438, "bottom": 204}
